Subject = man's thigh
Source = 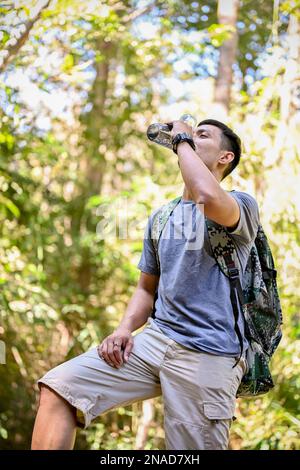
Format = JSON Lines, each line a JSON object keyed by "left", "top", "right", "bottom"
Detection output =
{"left": 160, "top": 349, "right": 246, "bottom": 450}
{"left": 38, "top": 321, "right": 168, "bottom": 428}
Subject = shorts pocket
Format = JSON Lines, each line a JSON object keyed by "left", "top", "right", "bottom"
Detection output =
{"left": 230, "top": 357, "right": 248, "bottom": 396}
{"left": 203, "top": 400, "right": 235, "bottom": 450}
{"left": 203, "top": 400, "right": 235, "bottom": 422}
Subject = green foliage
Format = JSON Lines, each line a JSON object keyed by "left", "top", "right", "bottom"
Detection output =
{"left": 207, "top": 23, "right": 236, "bottom": 47}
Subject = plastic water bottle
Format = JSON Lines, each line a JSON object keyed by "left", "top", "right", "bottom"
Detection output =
{"left": 147, "top": 114, "right": 197, "bottom": 149}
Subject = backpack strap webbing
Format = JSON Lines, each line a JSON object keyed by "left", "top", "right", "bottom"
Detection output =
{"left": 224, "top": 253, "right": 245, "bottom": 368}
{"left": 151, "top": 196, "right": 181, "bottom": 317}
{"left": 152, "top": 196, "right": 181, "bottom": 272}
{"left": 205, "top": 218, "right": 245, "bottom": 368}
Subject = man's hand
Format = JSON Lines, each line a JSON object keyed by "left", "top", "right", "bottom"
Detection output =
{"left": 170, "top": 120, "right": 193, "bottom": 139}
{"left": 97, "top": 327, "right": 134, "bottom": 369}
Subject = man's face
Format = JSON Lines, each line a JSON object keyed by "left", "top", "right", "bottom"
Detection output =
{"left": 192, "top": 124, "right": 224, "bottom": 171}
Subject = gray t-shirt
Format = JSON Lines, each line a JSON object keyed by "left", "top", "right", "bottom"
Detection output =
{"left": 137, "top": 191, "right": 260, "bottom": 357}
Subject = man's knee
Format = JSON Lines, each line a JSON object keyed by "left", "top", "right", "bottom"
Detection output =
{"left": 38, "top": 383, "right": 75, "bottom": 416}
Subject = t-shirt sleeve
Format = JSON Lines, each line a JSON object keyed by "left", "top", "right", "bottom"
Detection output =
{"left": 137, "top": 213, "right": 160, "bottom": 276}
{"left": 227, "top": 191, "right": 259, "bottom": 244}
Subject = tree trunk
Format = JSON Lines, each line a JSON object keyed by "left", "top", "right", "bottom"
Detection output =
{"left": 81, "top": 40, "right": 113, "bottom": 196}
{"left": 272, "top": 13, "right": 300, "bottom": 164}
{"left": 135, "top": 399, "right": 155, "bottom": 450}
{"left": 213, "top": 0, "right": 240, "bottom": 119}
{"left": 75, "top": 39, "right": 114, "bottom": 292}
{"left": 0, "top": 0, "right": 51, "bottom": 73}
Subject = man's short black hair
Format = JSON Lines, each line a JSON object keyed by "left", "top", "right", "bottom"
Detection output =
{"left": 197, "top": 119, "right": 241, "bottom": 180}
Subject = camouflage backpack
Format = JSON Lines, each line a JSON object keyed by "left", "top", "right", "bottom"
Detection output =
{"left": 150, "top": 194, "right": 283, "bottom": 397}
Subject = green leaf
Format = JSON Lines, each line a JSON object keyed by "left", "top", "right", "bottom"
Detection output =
{"left": 62, "top": 53, "right": 74, "bottom": 71}
{"left": 0, "top": 195, "right": 20, "bottom": 218}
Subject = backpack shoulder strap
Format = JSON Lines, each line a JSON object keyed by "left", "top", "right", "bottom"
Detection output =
{"left": 205, "top": 216, "right": 245, "bottom": 366}
{"left": 205, "top": 217, "right": 238, "bottom": 276}
{"left": 151, "top": 196, "right": 181, "bottom": 271}
{"left": 150, "top": 197, "right": 181, "bottom": 319}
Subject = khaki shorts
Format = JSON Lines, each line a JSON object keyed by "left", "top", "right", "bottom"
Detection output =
{"left": 38, "top": 317, "right": 247, "bottom": 450}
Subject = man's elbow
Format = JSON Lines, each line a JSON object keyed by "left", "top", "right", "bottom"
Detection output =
{"left": 193, "top": 186, "right": 221, "bottom": 206}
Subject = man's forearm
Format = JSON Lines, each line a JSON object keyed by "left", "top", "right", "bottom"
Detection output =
{"left": 177, "top": 142, "right": 221, "bottom": 203}
{"left": 118, "top": 287, "right": 155, "bottom": 333}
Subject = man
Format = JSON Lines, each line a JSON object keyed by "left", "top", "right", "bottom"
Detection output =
{"left": 31, "top": 119, "right": 259, "bottom": 450}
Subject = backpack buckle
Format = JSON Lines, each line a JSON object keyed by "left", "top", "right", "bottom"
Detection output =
{"left": 228, "top": 267, "right": 239, "bottom": 279}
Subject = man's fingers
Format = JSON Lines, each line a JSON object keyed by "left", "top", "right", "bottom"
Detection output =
{"left": 100, "top": 340, "right": 116, "bottom": 368}
{"left": 107, "top": 339, "right": 121, "bottom": 367}
{"left": 111, "top": 337, "right": 125, "bottom": 366}
{"left": 123, "top": 340, "right": 134, "bottom": 362}
{"left": 98, "top": 335, "right": 132, "bottom": 368}
{"left": 112, "top": 343, "right": 123, "bottom": 366}
{"left": 99, "top": 341, "right": 108, "bottom": 361}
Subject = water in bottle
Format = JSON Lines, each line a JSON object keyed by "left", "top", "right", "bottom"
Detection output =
{"left": 147, "top": 114, "right": 197, "bottom": 149}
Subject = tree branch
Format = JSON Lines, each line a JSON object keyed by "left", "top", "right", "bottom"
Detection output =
{"left": 0, "top": 0, "right": 51, "bottom": 73}
{"left": 122, "top": 2, "right": 156, "bottom": 24}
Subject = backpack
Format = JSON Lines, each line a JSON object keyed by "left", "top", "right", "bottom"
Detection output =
{"left": 150, "top": 193, "right": 283, "bottom": 397}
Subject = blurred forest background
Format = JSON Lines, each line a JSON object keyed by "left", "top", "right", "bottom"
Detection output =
{"left": 0, "top": 0, "right": 299, "bottom": 450}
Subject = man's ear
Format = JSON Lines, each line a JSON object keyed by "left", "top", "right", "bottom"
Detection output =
{"left": 219, "top": 151, "right": 234, "bottom": 166}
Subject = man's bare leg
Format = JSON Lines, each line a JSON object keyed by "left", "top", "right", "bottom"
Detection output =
{"left": 31, "top": 384, "right": 77, "bottom": 450}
